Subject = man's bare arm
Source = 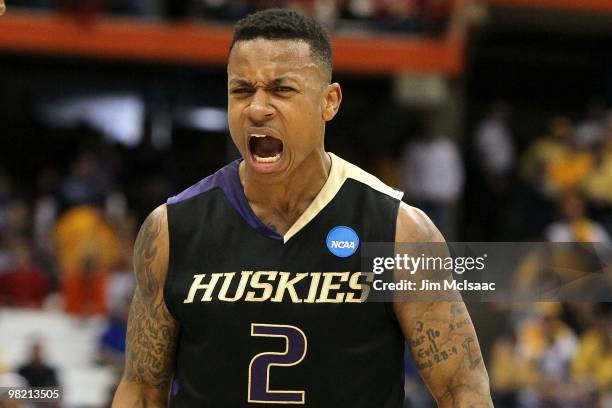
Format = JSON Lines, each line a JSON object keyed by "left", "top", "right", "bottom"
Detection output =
{"left": 394, "top": 203, "right": 493, "bottom": 408}
{"left": 113, "top": 205, "right": 179, "bottom": 407}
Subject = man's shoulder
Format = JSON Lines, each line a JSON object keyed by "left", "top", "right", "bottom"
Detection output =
{"left": 166, "top": 160, "right": 240, "bottom": 206}
{"left": 329, "top": 153, "right": 403, "bottom": 201}
{"left": 396, "top": 202, "right": 444, "bottom": 243}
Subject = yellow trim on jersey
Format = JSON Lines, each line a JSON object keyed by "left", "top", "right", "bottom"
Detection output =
{"left": 283, "top": 153, "right": 404, "bottom": 243}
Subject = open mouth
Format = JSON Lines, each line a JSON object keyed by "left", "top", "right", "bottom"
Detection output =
{"left": 248, "top": 134, "right": 284, "bottom": 164}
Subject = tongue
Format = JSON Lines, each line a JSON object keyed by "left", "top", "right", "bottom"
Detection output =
{"left": 253, "top": 136, "right": 283, "bottom": 158}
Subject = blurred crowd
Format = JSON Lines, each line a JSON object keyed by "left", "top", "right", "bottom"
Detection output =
{"left": 398, "top": 101, "right": 612, "bottom": 246}
{"left": 9, "top": 0, "right": 455, "bottom": 35}
{"left": 487, "top": 302, "right": 612, "bottom": 408}
{"left": 480, "top": 103, "right": 612, "bottom": 407}
{"left": 394, "top": 101, "right": 612, "bottom": 407}
{"left": 0, "top": 151, "right": 137, "bottom": 391}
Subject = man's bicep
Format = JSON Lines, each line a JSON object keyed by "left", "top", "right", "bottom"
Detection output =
{"left": 116, "top": 205, "right": 179, "bottom": 404}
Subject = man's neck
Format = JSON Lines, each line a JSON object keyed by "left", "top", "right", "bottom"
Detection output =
{"left": 239, "top": 149, "right": 332, "bottom": 233}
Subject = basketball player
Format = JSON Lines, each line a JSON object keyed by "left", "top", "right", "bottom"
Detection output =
{"left": 113, "top": 9, "right": 492, "bottom": 407}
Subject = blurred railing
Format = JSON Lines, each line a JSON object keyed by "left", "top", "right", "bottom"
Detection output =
{"left": 487, "top": 0, "right": 612, "bottom": 12}
{"left": 0, "top": 1, "right": 471, "bottom": 76}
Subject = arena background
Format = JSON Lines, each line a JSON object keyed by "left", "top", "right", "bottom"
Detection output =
{"left": 0, "top": 1, "right": 611, "bottom": 407}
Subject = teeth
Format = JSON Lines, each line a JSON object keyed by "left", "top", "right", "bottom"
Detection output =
{"left": 251, "top": 134, "right": 267, "bottom": 138}
{"left": 254, "top": 153, "right": 281, "bottom": 163}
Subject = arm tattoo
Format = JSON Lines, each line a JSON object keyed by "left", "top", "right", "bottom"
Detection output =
{"left": 462, "top": 337, "right": 482, "bottom": 370}
{"left": 124, "top": 208, "right": 178, "bottom": 390}
{"left": 395, "top": 205, "right": 492, "bottom": 406}
{"left": 404, "top": 302, "right": 491, "bottom": 407}
{"left": 125, "top": 288, "right": 178, "bottom": 388}
{"left": 135, "top": 213, "right": 163, "bottom": 299}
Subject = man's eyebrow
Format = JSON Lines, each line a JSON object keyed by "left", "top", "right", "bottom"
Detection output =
{"left": 229, "top": 77, "right": 299, "bottom": 87}
{"left": 229, "top": 79, "right": 253, "bottom": 87}
{"left": 268, "top": 76, "right": 298, "bottom": 86}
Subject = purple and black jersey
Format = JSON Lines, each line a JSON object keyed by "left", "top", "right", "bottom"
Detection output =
{"left": 164, "top": 153, "right": 405, "bottom": 407}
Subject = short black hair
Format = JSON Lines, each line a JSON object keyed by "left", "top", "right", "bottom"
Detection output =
{"left": 230, "top": 8, "right": 332, "bottom": 82}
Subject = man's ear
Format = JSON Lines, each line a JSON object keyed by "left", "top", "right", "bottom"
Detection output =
{"left": 322, "top": 83, "right": 342, "bottom": 122}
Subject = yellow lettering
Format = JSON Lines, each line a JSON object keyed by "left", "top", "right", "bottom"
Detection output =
{"left": 316, "top": 272, "right": 350, "bottom": 303}
{"left": 245, "top": 271, "right": 278, "bottom": 302}
{"left": 345, "top": 272, "right": 374, "bottom": 303}
{"left": 183, "top": 273, "right": 222, "bottom": 303}
{"left": 271, "top": 272, "right": 308, "bottom": 303}
{"left": 218, "top": 271, "right": 252, "bottom": 302}
{"left": 304, "top": 272, "right": 321, "bottom": 303}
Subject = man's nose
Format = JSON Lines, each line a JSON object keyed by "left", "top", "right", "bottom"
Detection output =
{"left": 245, "top": 88, "right": 274, "bottom": 123}
{"left": 0, "top": 0, "right": 6, "bottom": 16}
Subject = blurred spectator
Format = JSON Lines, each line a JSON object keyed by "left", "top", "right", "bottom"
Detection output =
{"left": 17, "top": 341, "right": 59, "bottom": 388}
{"left": 546, "top": 196, "right": 610, "bottom": 243}
{"left": 0, "top": 171, "right": 14, "bottom": 231}
{"left": 575, "top": 101, "right": 606, "bottom": 148}
{"left": 2, "top": 200, "right": 31, "bottom": 242}
{"left": 583, "top": 119, "right": 612, "bottom": 232}
{"left": 520, "top": 117, "right": 572, "bottom": 195}
{"left": 97, "top": 296, "right": 130, "bottom": 369}
{"left": 376, "top": 0, "right": 422, "bottom": 33}
{"left": 400, "top": 120, "right": 463, "bottom": 237}
{"left": 106, "top": 245, "right": 135, "bottom": 316}
{"left": 32, "top": 169, "right": 62, "bottom": 292}
{"left": 420, "top": 0, "right": 454, "bottom": 35}
{"left": 54, "top": 206, "right": 120, "bottom": 316}
{"left": 517, "top": 303, "right": 578, "bottom": 407}
{"left": 473, "top": 101, "right": 515, "bottom": 240}
{"left": 537, "top": 312, "right": 579, "bottom": 406}
{"left": 60, "top": 153, "right": 110, "bottom": 208}
{"left": 0, "top": 240, "right": 50, "bottom": 308}
{"left": 489, "top": 330, "right": 525, "bottom": 407}
{"left": 518, "top": 117, "right": 575, "bottom": 238}
{"left": 571, "top": 305, "right": 612, "bottom": 403}
{"left": 474, "top": 101, "right": 515, "bottom": 183}
{"left": 311, "top": 0, "right": 339, "bottom": 29}
{"left": 33, "top": 168, "right": 60, "bottom": 252}
{"left": 107, "top": 0, "right": 158, "bottom": 17}
{"left": 200, "top": 0, "right": 255, "bottom": 22}
{"left": 341, "top": 0, "right": 377, "bottom": 21}
{"left": 546, "top": 139, "right": 594, "bottom": 198}
{"left": 0, "top": 355, "right": 28, "bottom": 408}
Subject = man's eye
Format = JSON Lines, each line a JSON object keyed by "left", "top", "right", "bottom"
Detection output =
{"left": 273, "top": 87, "right": 295, "bottom": 93}
{"left": 231, "top": 88, "right": 254, "bottom": 95}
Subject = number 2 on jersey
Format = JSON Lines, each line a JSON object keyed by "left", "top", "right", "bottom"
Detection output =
{"left": 248, "top": 323, "right": 307, "bottom": 404}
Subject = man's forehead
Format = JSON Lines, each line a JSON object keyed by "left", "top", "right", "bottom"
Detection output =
{"left": 228, "top": 38, "right": 319, "bottom": 77}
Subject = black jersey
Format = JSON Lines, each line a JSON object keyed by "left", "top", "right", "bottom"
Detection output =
{"left": 164, "top": 153, "right": 405, "bottom": 407}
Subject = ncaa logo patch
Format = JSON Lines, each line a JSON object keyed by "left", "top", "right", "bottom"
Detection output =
{"left": 326, "top": 226, "right": 360, "bottom": 258}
